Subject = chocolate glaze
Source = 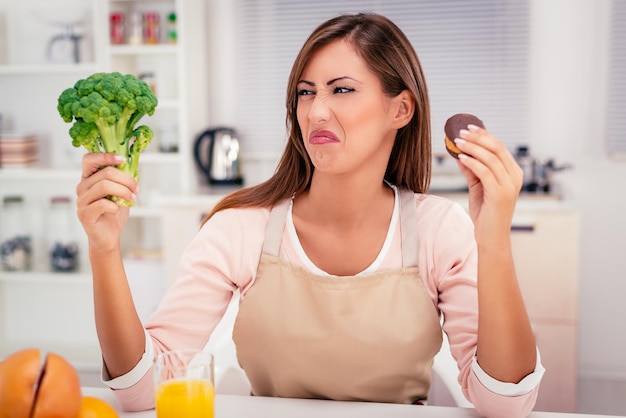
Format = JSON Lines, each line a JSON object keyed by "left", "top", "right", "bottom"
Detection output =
{"left": 444, "top": 113, "right": 485, "bottom": 139}
{"left": 444, "top": 113, "right": 485, "bottom": 158}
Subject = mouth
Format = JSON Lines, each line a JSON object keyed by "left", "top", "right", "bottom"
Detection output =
{"left": 309, "top": 130, "right": 339, "bottom": 145}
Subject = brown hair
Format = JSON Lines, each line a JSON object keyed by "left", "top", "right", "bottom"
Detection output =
{"left": 203, "top": 12, "right": 431, "bottom": 222}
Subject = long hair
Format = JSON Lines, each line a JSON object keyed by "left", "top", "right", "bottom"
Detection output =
{"left": 203, "top": 12, "right": 431, "bottom": 222}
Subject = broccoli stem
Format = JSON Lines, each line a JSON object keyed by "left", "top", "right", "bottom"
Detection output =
{"left": 94, "top": 109, "right": 137, "bottom": 178}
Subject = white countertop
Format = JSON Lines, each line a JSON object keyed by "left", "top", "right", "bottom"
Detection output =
{"left": 82, "top": 387, "right": 617, "bottom": 418}
{"left": 432, "top": 191, "right": 577, "bottom": 212}
{"left": 154, "top": 189, "right": 576, "bottom": 213}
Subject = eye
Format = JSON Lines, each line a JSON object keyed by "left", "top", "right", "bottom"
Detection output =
{"left": 333, "top": 86, "right": 354, "bottom": 94}
{"left": 297, "top": 88, "right": 315, "bottom": 96}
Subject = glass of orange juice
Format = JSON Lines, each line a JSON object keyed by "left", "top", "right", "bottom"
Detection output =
{"left": 154, "top": 349, "right": 215, "bottom": 418}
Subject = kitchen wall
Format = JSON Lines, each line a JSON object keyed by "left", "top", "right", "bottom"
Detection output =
{"left": 204, "top": 0, "right": 624, "bottom": 414}
{"left": 528, "top": 0, "right": 626, "bottom": 392}
{"left": 536, "top": 1, "right": 626, "bottom": 414}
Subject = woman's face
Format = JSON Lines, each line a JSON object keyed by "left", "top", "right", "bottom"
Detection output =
{"left": 296, "top": 39, "right": 406, "bottom": 176}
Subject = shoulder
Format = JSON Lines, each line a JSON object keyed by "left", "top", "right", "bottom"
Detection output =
{"left": 183, "top": 205, "right": 274, "bottom": 288}
{"left": 196, "top": 205, "right": 273, "bottom": 246}
{"left": 206, "top": 205, "right": 272, "bottom": 228}
{"left": 410, "top": 192, "right": 476, "bottom": 259}
{"left": 412, "top": 192, "right": 472, "bottom": 226}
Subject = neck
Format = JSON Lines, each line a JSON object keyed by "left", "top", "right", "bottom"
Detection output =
{"left": 295, "top": 174, "right": 394, "bottom": 227}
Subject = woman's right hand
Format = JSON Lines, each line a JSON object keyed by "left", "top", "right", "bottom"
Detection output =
{"left": 75, "top": 153, "right": 138, "bottom": 252}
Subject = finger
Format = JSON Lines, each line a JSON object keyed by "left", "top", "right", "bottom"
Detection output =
{"left": 455, "top": 130, "right": 519, "bottom": 189}
{"left": 456, "top": 158, "right": 479, "bottom": 187}
{"left": 78, "top": 177, "right": 137, "bottom": 207}
{"left": 76, "top": 169, "right": 137, "bottom": 205}
{"left": 77, "top": 156, "right": 139, "bottom": 199}
{"left": 79, "top": 164, "right": 137, "bottom": 190}
{"left": 459, "top": 153, "right": 523, "bottom": 202}
{"left": 464, "top": 125, "right": 519, "bottom": 173}
{"left": 455, "top": 130, "right": 503, "bottom": 164}
{"left": 458, "top": 153, "right": 495, "bottom": 187}
{"left": 77, "top": 194, "right": 125, "bottom": 225}
{"left": 81, "top": 152, "right": 126, "bottom": 180}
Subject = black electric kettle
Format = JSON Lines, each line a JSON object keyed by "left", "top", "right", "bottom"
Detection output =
{"left": 194, "top": 127, "right": 244, "bottom": 186}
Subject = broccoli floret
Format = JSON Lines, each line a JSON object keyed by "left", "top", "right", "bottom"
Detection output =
{"left": 57, "top": 72, "right": 158, "bottom": 207}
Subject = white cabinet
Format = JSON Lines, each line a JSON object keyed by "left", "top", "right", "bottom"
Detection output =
{"left": 511, "top": 209, "right": 580, "bottom": 413}
{"left": 0, "top": 0, "right": 209, "bottom": 378}
{"left": 0, "top": 0, "right": 208, "bottom": 250}
{"left": 97, "top": 0, "right": 191, "bottom": 201}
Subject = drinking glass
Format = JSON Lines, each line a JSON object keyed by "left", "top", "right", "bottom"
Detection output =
{"left": 154, "top": 349, "right": 215, "bottom": 418}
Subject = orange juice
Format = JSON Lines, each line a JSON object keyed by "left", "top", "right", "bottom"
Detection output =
{"left": 155, "top": 378, "right": 214, "bottom": 418}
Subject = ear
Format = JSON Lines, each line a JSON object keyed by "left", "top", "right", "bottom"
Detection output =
{"left": 390, "top": 90, "right": 415, "bottom": 129}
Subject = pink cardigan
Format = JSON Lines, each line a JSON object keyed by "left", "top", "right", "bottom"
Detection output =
{"left": 104, "top": 192, "right": 544, "bottom": 417}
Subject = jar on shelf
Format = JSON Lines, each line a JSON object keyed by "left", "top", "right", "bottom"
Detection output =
{"left": 143, "top": 12, "right": 160, "bottom": 44}
{"left": 0, "top": 195, "right": 32, "bottom": 272}
{"left": 138, "top": 72, "right": 157, "bottom": 95}
{"left": 128, "top": 11, "right": 144, "bottom": 45}
{"left": 46, "top": 196, "right": 80, "bottom": 273}
{"left": 167, "top": 12, "right": 177, "bottom": 44}
{"left": 110, "top": 12, "right": 125, "bottom": 44}
{"left": 158, "top": 125, "right": 179, "bottom": 153}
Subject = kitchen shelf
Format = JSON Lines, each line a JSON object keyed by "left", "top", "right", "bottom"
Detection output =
{"left": 0, "top": 152, "right": 182, "bottom": 180}
{"left": 109, "top": 44, "right": 178, "bottom": 56}
{"left": 156, "top": 99, "right": 180, "bottom": 109}
{"left": 0, "top": 64, "right": 99, "bottom": 75}
{"left": 140, "top": 152, "right": 181, "bottom": 164}
{"left": 128, "top": 205, "right": 161, "bottom": 218}
{"left": 0, "top": 0, "right": 207, "bottom": 377}
{"left": 0, "top": 271, "right": 92, "bottom": 285}
{"left": 0, "top": 167, "right": 81, "bottom": 181}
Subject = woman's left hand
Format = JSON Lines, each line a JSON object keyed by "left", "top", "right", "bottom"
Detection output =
{"left": 454, "top": 124, "right": 523, "bottom": 244}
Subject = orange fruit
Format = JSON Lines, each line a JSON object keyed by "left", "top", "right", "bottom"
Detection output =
{"left": 78, "top": 396, "right": 120, "bottom": 418}
{"left": 0, "top": 348, "right": 40, "bottom": 418}
{"left": 0, "top": 348, "right": 82, "bottom": 418}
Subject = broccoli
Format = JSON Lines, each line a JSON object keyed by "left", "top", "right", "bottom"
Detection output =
{"left": 57, "top": 71, "right": 158, "bottom": 207}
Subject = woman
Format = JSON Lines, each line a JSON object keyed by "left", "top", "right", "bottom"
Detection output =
{"left": 76, "top": 13, "right": 544, "bottom": 417}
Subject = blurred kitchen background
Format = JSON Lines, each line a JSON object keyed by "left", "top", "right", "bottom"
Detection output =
{"left": 0, "top": 0, "right": 624, "bottom": 415}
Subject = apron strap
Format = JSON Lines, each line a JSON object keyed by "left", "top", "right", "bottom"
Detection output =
{"left": 262, "top": 198, "right": 291, "bottom": 256}
{"left": 262, "top": 188, "right": 419, "bottom": 267}
{"left": 399, "top": 188, "right": 419, "bottom": 267}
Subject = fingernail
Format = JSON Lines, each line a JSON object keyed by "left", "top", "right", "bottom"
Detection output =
{"left": 459, "top": 129, "right": 470, "bottom": 136}
{"left": 467, "top": 124, "right": 480, "bottom": 132}
{"left": 113, "top": 154, "right": 126, "bottom": 163}
{"left": 131, "top": 193, "right": 137, "bottom": 202}
{"left": 458, "top": 153, "right": 468, "bottom": 160}
{"left": 454, "top": 138, "right": 466, "bottom": 146}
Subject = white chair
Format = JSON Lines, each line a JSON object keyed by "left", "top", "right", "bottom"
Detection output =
{"left": 203, "top": 292, "right": 251, "bottom": 395}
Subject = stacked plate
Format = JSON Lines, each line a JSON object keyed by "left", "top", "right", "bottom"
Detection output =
{"left": 0, "top": 133, "right": 38, "bottom": 167}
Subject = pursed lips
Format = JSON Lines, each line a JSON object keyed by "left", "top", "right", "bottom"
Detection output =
{"left": 309, "top": 130, "right": 339, "bottom": 145}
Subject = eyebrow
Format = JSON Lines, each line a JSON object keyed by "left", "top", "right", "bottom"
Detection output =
{"left": 297, "top": 76, "right": 362, "bottom": 86}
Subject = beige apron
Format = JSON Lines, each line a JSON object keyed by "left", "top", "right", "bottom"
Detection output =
{"left": 232, "top": 188, "right": 443, "bottom": 404}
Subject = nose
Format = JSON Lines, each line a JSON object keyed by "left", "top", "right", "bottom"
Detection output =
{"left": 307, "top": 94, "right": 331, "bottom": 124}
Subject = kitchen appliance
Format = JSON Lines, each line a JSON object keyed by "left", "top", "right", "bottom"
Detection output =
{"left": 47, "top": 22, "right": 83, "bottom": 63}
{"left": 514, "top": 145, "right": 572, "bottom": 193}
{"left": 193, "top": 127, "right": 243, "bottom": 186}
